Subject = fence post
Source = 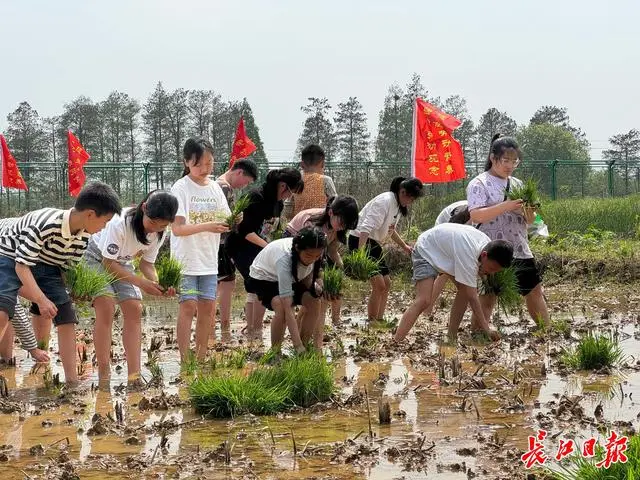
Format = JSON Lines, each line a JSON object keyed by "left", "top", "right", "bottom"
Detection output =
{"left": 550, "top": 159, "right": 559, "bottom": 200}
{"left": 607, "top": 160, "right": 616, "bottom": 197}
{"left": 143, "top": 163, "right": 150, "bottom": 195}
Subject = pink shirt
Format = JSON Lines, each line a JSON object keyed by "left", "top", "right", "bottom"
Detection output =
{"left": 286, "top": 208, "right": 324, "bottom": 236}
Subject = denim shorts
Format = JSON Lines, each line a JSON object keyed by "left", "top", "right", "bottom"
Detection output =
{"left": 84, "top": 243, "right": 142, "bottom": 303}
{"left": 410, "top": 249, "right": 439, "bottom": 284}
{"left": 0, "top": 255, "right": 77, "bottom": 326}
{"left": 180, "top": 274, "right": 218, "bottom": 302}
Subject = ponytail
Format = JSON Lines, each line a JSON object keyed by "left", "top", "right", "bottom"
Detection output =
{"left": 125, "top": 190, "right": 179, "bottom": 245}
{"left": 389, "top": 176, "right": 424, "bottom": 217}
{"left": 262, "top": 167, "right": 304, "bottom": 205}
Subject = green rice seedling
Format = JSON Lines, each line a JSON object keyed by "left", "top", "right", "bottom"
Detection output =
{"left": 225, "top": 194, "right": 252, "bottom": 230}
{"left": 270, "top": 222, "right": 286, "bottom": 241}
{"left": 323, "top": 266, "right": 344, "bottom": 297}
{"left": 479, "top": 266, "right": 521, "bottom": 311}
{"left": 550, "top": 433, "right": 640, "bottom": 480}
{"left": 181, "top": 350, "right": 200, "bottom": 377}
{"left": 561, "top": 331, "right": 625, "bottom": 371}
{"left": 508, "top": 178, "right": 541, "bottom": 209}
{"left": 208, "top": 349, "right": 248, "bottom": 371}
{"left": 65, "top": 260, "right": 116, "bottom": 303}
{"left": 343, "top": 248, "right": 381, "bottom": 281}
{"left": 156, "top": 255, "right": 184, "bottom": 291}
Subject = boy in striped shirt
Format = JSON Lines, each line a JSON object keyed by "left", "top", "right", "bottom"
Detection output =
{"left": 0, "top": 181, "right": 121, "bottom": 386}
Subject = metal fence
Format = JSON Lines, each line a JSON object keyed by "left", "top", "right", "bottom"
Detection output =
{"left": 1, "top": 159, "right": 638, "bottom": 216}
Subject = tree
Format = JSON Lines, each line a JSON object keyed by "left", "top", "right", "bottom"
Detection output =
{"left": 297, "top": 97, "right": 335, "bottom": 162}
{"left": 166, "top": 88, "right": 189, "bottom": 162}
{"left": 530, "top": 105, "right": 589, "bottom": 149}
{"left": 334, "top": 97, "right": 370, "bottom": 187}
{"left": 58, "top": 96, "right": 101, "bottom": 161}
{"left": 476, "top": 108, "right": 518, "bottom": 160}
{"left": 142, "top": 82, "right": 171, "bottom": 188}
{"left": 375, "top": 84, "right": 405, "bottom": 164}
{"left": 442, "top": 95, "right": 477, "bottom": 174}
{"left": 603, "top": 129, "right": 640, "bottom": 194}
{"left": 188, "top": 90, "right": 214, "bottom": 137}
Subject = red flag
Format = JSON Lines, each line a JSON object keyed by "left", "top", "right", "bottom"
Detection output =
{"left": 229, "top": 117, "right": 256, "bottom": 167}
{"left": 411, "top": 98, "right": 465, "bottom": 183}
{"left": 0, "top": 135, "right": 28, "bottom": 190}
{"left": 67, "top": 130, "right": 91, "bottom": 197}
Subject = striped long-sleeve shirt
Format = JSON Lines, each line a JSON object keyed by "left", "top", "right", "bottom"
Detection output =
{"left": 0, "top": 208, "right": 90, "bottom": 268}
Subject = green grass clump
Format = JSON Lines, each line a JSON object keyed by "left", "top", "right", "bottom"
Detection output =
{"left": 550, "top": 433, "right": 640, "bottom": 480}
{"left": 156, "top": 255, "right": 184, "bottom": 291}
{"left": 479, "top": 266, "right": 521, "bottom": 310}
{"left": 225, "top": 194, "right": 252, "bottom": 230}
{"left": 208, "top": 349, "right": 248, "bottom": 371}
{"left": 65, "top": 260, "right": 116, "bottom": 302}
{"left": 323, "top": 266, "right": 344, "bottom": 297}
{"left": 343, "top": 248, "right": 381, "bottom": 281}
{"left": 561, "top": 332, "right": 625, "bottom": 371}
{"left": 189, "top": 352, "right": 335, "bottom": 418}
{"left": 508, "top": 178, "right": 541, "bottom": 209}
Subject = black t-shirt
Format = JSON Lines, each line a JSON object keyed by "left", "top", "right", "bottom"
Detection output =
{"left": 225, "top": 188, "right": 282, "bottom": 254}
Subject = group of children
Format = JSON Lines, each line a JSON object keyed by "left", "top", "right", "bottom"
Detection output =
{"left": 0, "top": 132, "right": 548, "bottom": 388}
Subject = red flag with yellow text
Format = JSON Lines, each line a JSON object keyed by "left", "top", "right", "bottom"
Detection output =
{"left": 229, "top": 117, "right": 256, "bottom": 167}
{"left": 411, "top": 98, "right": 465, "bottom": 183}
{"left": 68, "top": 130, "right": 91, "bottom": 197}
{"left": 1, "top": 135, "right": 28, "bottom": 190}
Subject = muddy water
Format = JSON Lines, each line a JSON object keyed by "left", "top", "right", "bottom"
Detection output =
{"left": 1, "top": 284, "right": 640, "bottom": 479}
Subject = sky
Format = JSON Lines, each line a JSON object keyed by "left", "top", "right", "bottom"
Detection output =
{"left": 1, "top": 0, "right": 638, "bottom": 162}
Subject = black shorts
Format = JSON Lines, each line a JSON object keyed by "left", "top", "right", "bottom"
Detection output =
{"left": 513, "top": 258, "right": 543, "bottom": 297}
{"left": 217, "top": 244, "right": 236, "bottom": 283}
{"left": 228, "top": 241, "right": 263, "bottom": 292}
{"left": 347, "top": 235, "right": 390, "bottom": 277}
{"left": 247, "top": 278, "right": 308, "bottom": 310}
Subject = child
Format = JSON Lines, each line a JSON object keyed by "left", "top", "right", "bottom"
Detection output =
{"left": 171, "top": 138, "right": 231, "bottom": 362}
{"left": 349, "top": 176, "right": 424, "bottom": 322}
{"left": 394, "top": 223, "right": 513, "bottom": 343}
{"left": 466, "top": 134, "right": 549, "bottom": 328}
{"left": 225, "top": 168, "right": 304, "bottom": 340}
{"left": 0, "top": 181, "right": 121, "bottom": 385}
{"left": 283, "top": 144, "right": 337, "bottom": 220}
{"left": 86, "top": 191, "right": 179, "bottom": 385}
{"left": 248, "top": 227, "right": 327, "bottom": 353}
{"left": 285, "top": 195, "right": 359, "bottom": 327}
{"left": 215, "top": 159, "right": 258, "bottom": 339}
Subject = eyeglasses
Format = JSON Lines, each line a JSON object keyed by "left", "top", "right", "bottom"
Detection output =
{"left": 499, "top": 158, "right": 521, "bottom": 167}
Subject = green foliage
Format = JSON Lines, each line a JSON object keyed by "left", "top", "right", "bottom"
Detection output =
{"left": 561, "top": 332, "right": 624, "bottom": 371}
{"left": 189, "top": 352, "right": 335, "bottom": 418}
{"left": 508, "top": 178, "right": 542, "bottom": 208}
{"left": 65, "top": 261, "right": 116, "bottom": 303}
{"left": 207, "top": 349, "right": 248, "bottom": 371}
{"left": 479, "top": 267, "right": 521, "bottom": 310}
{"left": 156, "top": 255, "right": 183, "bottom": 291}
{"left": 323, "top": 267, "right": 344, "bottom": 297}
{"left": 343, "top": 248, "right": 381, "bottom": 281}
{"left": 550, "top": 433, "right": 640, "bottom": 480}
{"left": 225, "top": 194, "right": 252, "bottom": 229}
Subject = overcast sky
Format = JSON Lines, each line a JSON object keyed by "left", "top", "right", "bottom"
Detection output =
{"left": 1, "top": 0, "right": 638, "bottom": 161}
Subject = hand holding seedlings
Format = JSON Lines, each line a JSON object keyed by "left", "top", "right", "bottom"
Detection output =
{"left": 205, "top": 221, "right": 230, "bottom": 234}
{"left": 29, "top": 347, "right": 50, "bottom": 363}
{"left": 140, "top": 278, "right": 165, "bottom": 296}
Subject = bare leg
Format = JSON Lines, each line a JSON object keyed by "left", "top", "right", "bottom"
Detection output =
{"left": 57, "top": 323, "right": 78, "bottom": 385}
{"left": 470, "top": 294, "right": 497, "bottom": 331}
{"left": 32, "top": 315, "right": 52, "bottom": 346}
{"left": 270, "top": 300, "right": 286, "bottom": 351}
{"left": 525, "top": 283, "right": 549, "bottom": 327}
{"left": 394, "top": 278, "right": 434, "bottom": 342}
{"left": 299, "top": 294, "right": 321, "bottom": 347}
{"left": 368, "top": 275, "right": 385, "bottom": 321}
{"left": 0, "top": 313, "right": 8, "bottom": 346}
{"left": 330, "top": 298, "right": 342, "bottom": 325}
{"left": 0, "top": 323, "right": 14, "bottom": 360}
{"left": 195, "top": 300, "right": 215, "bottom": 361}
{"left": 177, "top": 300, "right": 197, "bottom": 362}
{"left": 217, "top": 279, "right": 235, "bottom": 337}
{"left": 120, "top": 299, "right": 143, "bottom": 380}
{"left": 447, "top": 286, "right": 469, "bottom": 340}
{"left": 316, "top": 300, "right": 329, "bottom": 350}
{"left": 425, "top": 274, "right": 450, "bottom": 316}
{"left": 93, "top": 296, "right": 117, "bottom": 382}
{"left": 250, "top": 302, "right": 266, "bottom": 341}
{"left": 376, "top": 275, "right": 392, "bottom": 320}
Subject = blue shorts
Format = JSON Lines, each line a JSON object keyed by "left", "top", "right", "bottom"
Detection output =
{"left": 0, "top": 255, "right": 77, "bottom": 326}
{"left": 179, "top": 274, "right": 218, "bottom": 303}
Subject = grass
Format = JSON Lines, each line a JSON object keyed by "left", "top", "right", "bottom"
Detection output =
{"left": 156, "top": 255, "right": 184, "bottom": 291}
{"left": 560, "top": 332, "right": 625, "bottom": 371}
{"left": 207, "top": 349, "right": 248, "bottom": 371}
{"left": 189, "top": 352, "right": 335, "bottom": 418}
{"left": 508, "top": 178, "right": 541, "bottom": 208}
{"left": 323, "top": 266, "right": 344, "bottom": 297}
{"left": 65, "top": 260, "right": 116, "bottom": 303}
{"left": 550, "top": 433, "right": 640, "bottom": 480}
{"left": 343, "top": 248, "right": 382, "bottom": 281}
{"left": 225, "top": 194, "right": 252, "bottom": 229}
{"left": 479, "top": 266, "right": 521, "bottom": 310}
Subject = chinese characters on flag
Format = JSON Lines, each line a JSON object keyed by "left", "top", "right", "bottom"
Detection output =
{"left": 411, "top": 98, "right": 465, "bottom": 183}
{"left": 67, "top": 130, "right": 91, "bottom": 197}
{"left": 1, "top": 135, "right": 28, "bottom": 190}
{"left": 229, "top": 116, "right": 256, "bottom": 168}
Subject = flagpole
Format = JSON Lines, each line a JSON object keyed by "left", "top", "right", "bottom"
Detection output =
{"left": 410, "top": 98, "right": 417, "bottom": 178}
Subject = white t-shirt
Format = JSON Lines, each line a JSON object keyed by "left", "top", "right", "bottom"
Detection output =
{"left": 434, "top": 200, "right": 468, "bottom": 226}
{"left": 92, "top": 208, "right": 166, "bottom": 264}
{"left": 415, "top": 223, "right": 491, "bottom": 288}
{"left": 170, "top": 176, "right": 231, "bottom": 276}
{"left": 249, "top": 237, "right": 314, "bottom": 298}
{"left": 353, "top": 191, "right": 401, "bottom": 243}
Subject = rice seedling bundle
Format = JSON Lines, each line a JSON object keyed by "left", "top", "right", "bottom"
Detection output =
{"left": 225, "top": 194, "right": 252, "bottom": 230}
{"left": 156, "top": 255, "right": 184, "bottom": 291}
{"left": 323, "top": 266, "right": 344, "bottom": 297}
{"left": 560, "top": 331, "right": 624, "bottom": 370}
{"left": 343, "top": 248, "right": 381, "bottom": 281}
{"left": 508, "top": 178, "right": 541, "bottom": 209}
{"left": 479, "top": 266, "right": 521, "bottom": 310}
{"left": 65, "top": 260, "right": 116, "bottom": 303}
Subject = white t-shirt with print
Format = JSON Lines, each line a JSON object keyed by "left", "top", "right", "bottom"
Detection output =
{"left": 415, "top": 223, "right": 491, "bottom": 288}
{"left": 170, "top": 176, "right": 231, "bottom": 276}
{"left": 92, "top": 208, "right": 166, "bottom": 264}
{"left": 353, "top": 191, "right": 401, "bottom": 243}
